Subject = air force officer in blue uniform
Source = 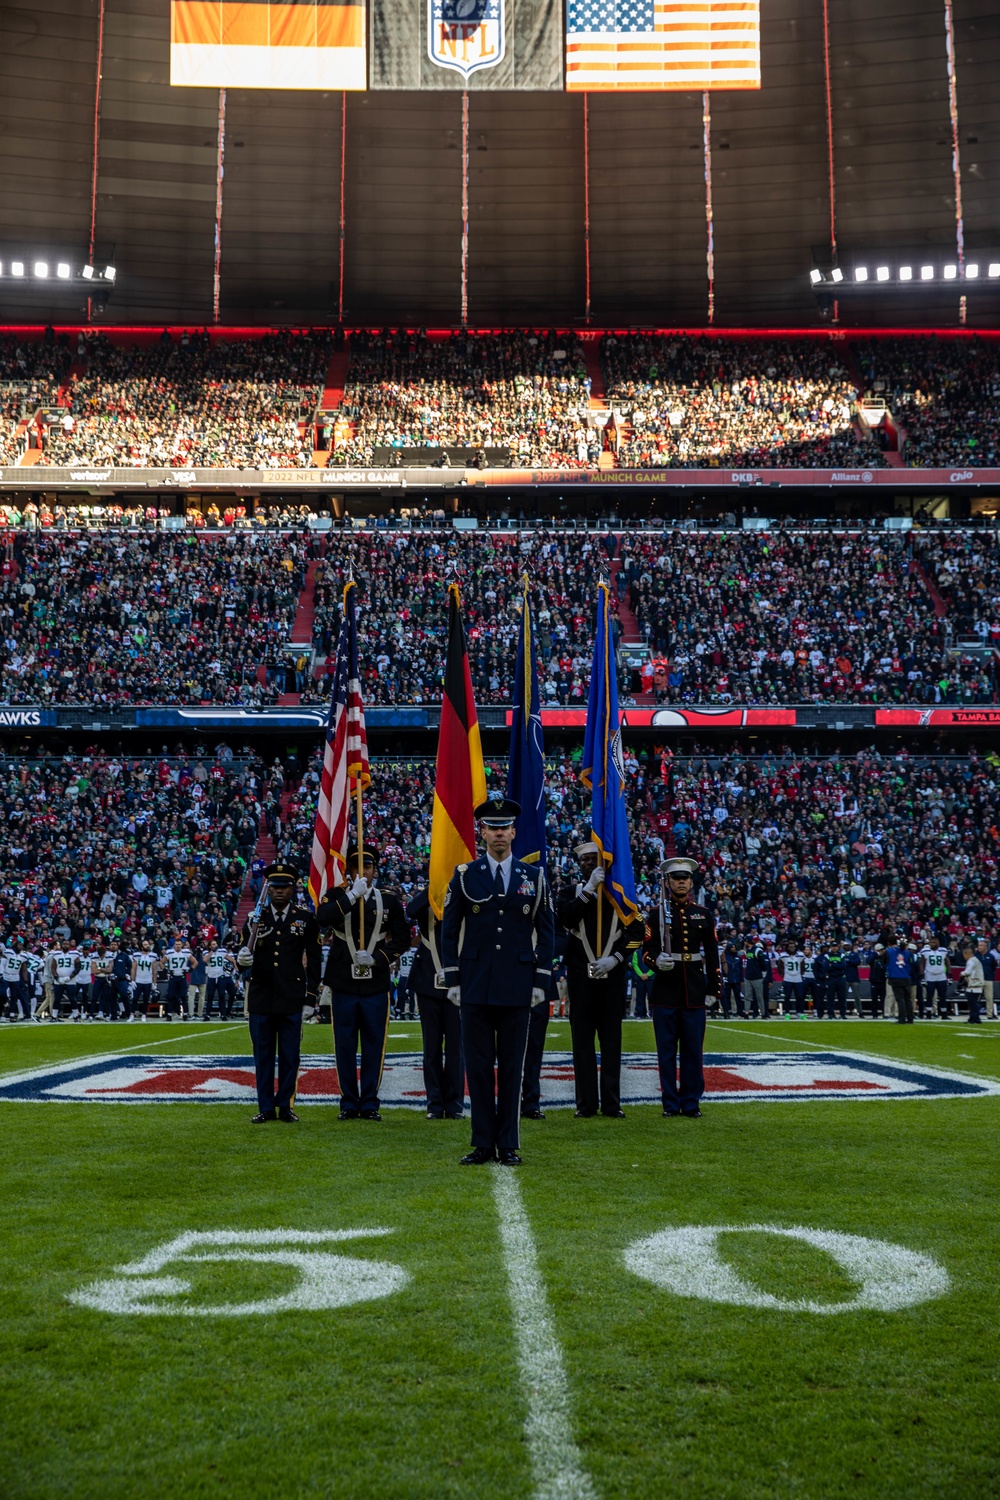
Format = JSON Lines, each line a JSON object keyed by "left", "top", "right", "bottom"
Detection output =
{"left": 440, "top": 795, "right": 554, "bottom": 1166}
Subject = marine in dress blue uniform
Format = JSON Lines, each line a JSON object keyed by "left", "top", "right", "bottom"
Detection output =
{"left": 238, "top": 863, "right": 321, "bottom": 1124}
{"left": 440, "top": 796, "right": 555, "bottom": 1166}
{"left": 317, "top": 841, "right": 410, "bottom": 1121}
{"left": 406, "top": 887, "right": 465, "bottom": 1120}
{"left": 641, "top": 855, "right": 721, "bottom": 1118}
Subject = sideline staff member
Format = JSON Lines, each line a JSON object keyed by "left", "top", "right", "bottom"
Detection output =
{"left": 440, "top": 794, "right": 554, "bottom": 1166}
{"left": 238, "top": 862, "right": 320, "bottom": 1124}
{"left": 318, "top": 840, "right": 409, "bottom": 1121}
{"left": 642, "top": 855, "right": 721, "bottom": 1118}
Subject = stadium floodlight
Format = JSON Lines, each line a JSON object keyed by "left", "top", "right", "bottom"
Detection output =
{"left": 102, "top": 266, "right": 116, "bottom": 282}
{"left": 11, "top": 261, "right": 24, "bottom": 277}
{"left": 943, "top": 264, "right": 957, "bottom": 280}
{"left": 899, "top": 266, "right": 913, "bottom": 280}
{"left": 81, "top": 264, "right": 95, "bottom": 280}
{"left": 965, "top": 263, "right": 979, "bottom": 278}
{"left": 854, "top": 266, "right": 868, "bottom": 282}
{"left": 876, "top": 266, "right": 890, "bottom": 281}
{"left": 830, "top": 267, "right": 844, "bottom": 283}
{"left": 989, "top": 263, "right": 1000, "bottom": 278}
{"left": 809, "top": 268, "right": 822, "bottom": 284}
{"left": 921, "top": 265, "right": 934, "bottom": 280}
{"left": 34, "top": 261, "right": 49, "bottom": 278}
{"left": 56, "top": 262, "right": 71, "bottom": 279}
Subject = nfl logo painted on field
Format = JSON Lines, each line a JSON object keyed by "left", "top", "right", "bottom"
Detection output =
{"left": 428, "top": 0, "right": 505, "bottom": 80}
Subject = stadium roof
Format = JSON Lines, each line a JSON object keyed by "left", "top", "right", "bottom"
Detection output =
{"left": 1, "top": 0, "right": 998, "bottom": 328}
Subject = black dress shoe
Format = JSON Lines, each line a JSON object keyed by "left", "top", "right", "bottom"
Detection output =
{"left": 574, "top": 1108, "right": 597, "bottom": 1118}
{"left": 662, "top": 1108, "right": 680, "bottom": 1117}
{"left": 338, "top": 1109, "right": 359, "bottom": 1121}
{"left": 602, "top": 1108, "right": 626, "bottom": 1118}
{"left": 426, "top": 1110, "right": 444, "bottom": 1119}
{"left": 520, "top": 1108, "right": 545, "bottom": 1120}
{"left": 498, "top": 1149, "right": 522, "bottom": 1167}
{"left": 681, "top": 1108, "right": 703, "bottom": 1118}
{"left": 251, "top": 1110, "right": 277, "bottom": 1124}
{"left": 278, "top": 1107, "right": 299, "bottom": 1123}
{"left": 360, "top": 1109, "right": 382, "bottom": 1122}
{"left": 460, "top": 1147, "right": 496, "bottom": 1165}
{"left": 445, "top": 1110, "right": 465, "bottom": 1120}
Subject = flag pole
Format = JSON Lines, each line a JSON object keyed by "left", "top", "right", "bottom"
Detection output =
{"left": 355, "top": 775, "right": 365, "bottom": 950}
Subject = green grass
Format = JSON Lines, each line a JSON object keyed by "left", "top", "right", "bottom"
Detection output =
{"left": 2, "top": 1019, "right": 999, "bottom": 1499}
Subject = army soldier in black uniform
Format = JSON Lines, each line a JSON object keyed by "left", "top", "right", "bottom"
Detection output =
{"left": 440, "top": 795, "right": 555, "bottom": 1166}
{"left": 317, "top": 841, "right": 409, "bottom": 1121}
{"left": 641, "top": 855, "right": 721, "bottom": 1118}
{"left": 237, "top": 862, "right": 321, "bottom": 1124}
{"left": 558, "top": 840, "right": 636, "bottom": 1118}
{"left": 406, "top": 886, "right": 465, "bottom": 1120}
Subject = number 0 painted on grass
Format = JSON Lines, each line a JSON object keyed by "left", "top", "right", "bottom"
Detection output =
{"left": 624, "top": 1224, "right": 950, "bottom": 1313}
{"left": 68, "top": 1229, "right": 409, "bottom": 1317}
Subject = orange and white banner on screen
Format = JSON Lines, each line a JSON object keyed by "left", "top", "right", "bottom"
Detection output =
{"left": 170, "top": 1, "right": 366, "bottom": 89}
{"left": 566, "top": 0, "right": 760, "bottom": 92}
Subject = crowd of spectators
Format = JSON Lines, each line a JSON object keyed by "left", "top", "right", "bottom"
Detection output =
{"left": 857, "top": 335, "right": 1000, "bottom": 469}
{"left": 308, "top": 528, "right": 618, "bottom": 706}
{"left": 0, "top": 748, "right": 264, "bottom": 953}
{"left": 35, "top": 329, "right": 330, "bottom": 470}
{"left": 910, "top": 530, "right": 1000, "bottom": 641}
{"left": 0, "top": 529, "right": 312, "bottom": 706}
{"left": 599, "top": 334, "right": 882, "bottom": 469}
{"left": 0, "top": 332, "right": 72, "bottom": 465}
{"left": 622, "top": 529, "right": 995, "bottom": 705}
{"left": 330, "top": 329, "right": 601, "bottom": 469}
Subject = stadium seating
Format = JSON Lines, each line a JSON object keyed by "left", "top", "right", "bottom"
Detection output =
{"left": 857, "top": 335, "right": 1000, "bottom": 468}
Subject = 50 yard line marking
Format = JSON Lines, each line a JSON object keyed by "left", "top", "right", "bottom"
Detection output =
{"left": 491, "top": 1168, "right": 597, "bottom": 1500}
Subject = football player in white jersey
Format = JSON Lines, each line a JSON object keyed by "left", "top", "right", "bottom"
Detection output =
{"left": 920, "top": 941, "right": 952, "bottom": 1018}
{"left": 163, "top": 935, "right": 194, "bottom": 1019}
{"left": 75, "top": 943, "right": 95, "bottom": 1019}
{"left": 204, "top": 942, "right": 227, "bottom": 1019}
{"left": 131, "top": 941, "right": 158, "bottom": 1021}
{"left": 53, "top": 945, "right": 79, "bottom": 1019}
{"left": 24, "top": 947, "right": 44, "bottom": 1020}
{"left": 0, "top": 942, "right": 26, "bottom": 1020}
{"left": 779, "top": 947, "right": 804, "bottom": 1017}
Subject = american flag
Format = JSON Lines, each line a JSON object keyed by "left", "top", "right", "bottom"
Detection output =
{"left": 566, "top": 0, "right": 760, "bottom": 92}
{"left": 307, "top": 579, "right": 370, "bottom": 908}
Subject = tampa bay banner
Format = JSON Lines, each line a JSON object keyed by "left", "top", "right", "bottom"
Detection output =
{"left": 170, "top": 0, "right": 367, "bottom": 89}
{"left": 370, "top": 0, "right": 562, "bottom": 89}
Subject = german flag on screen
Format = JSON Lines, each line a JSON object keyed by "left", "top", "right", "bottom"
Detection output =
{"left": 429, "top": 584, "right": 487, "bottom": 921}
{"left": 170, "top": 1, "right": 367, "bottom": 89}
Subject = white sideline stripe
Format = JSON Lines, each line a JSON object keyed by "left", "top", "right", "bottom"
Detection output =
{"left": 491, "top": 1168, "right": 597, "bottom": 1500}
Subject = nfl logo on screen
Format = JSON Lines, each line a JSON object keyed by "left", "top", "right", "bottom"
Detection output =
{"left": 428, "top": 0, "right": 505, "bottom": 80}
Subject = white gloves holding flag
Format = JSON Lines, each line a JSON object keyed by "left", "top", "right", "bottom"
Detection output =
{"left": 447, "top": 986, "right": 461, "bottom": 1007}
{"left": 237, "top": 947, "right": 253, "bottom": 970}
{"left": 590, "top": 955, "right": 617, "bottom": 976}
{"left": 531, "top": 988, "right": 547, "bottom": 1008}
{"left": 350, "top": 875, "right": 369, "bottom": 901}
{"left": 354, "top": 950, "right": 374, "bottom": 968}
{"left": 584, "top": 867, "right": 605, "bottom": 895}
{"left": 656, "top": 953, "right": 675, "bottom": 972}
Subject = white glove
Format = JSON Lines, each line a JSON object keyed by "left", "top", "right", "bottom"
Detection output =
{"left": 350, "top": 876, "right": 369, "bottom": 900}
{"left": 655, "top": 953, "right": 675, "bottom": 972}
{"left": 705, "top": 996, "right": 718, "bottom": 1006}
{"left": 590, "top": 955, "right": 617, "bottom": 975}
{"left": 447, "top": 986, "right": 461, "bottom": 1007}
{"left": 584, "top": 867, "right": 605, "bottom": 894}
{"left": 354, "top": 950, "right": 374, "bottom": 967}
{"left": 236, "top": 947, "right": 253, "bottom": 970}
{"left": 531, "top": 987, "right": 547, "bottom": 1007}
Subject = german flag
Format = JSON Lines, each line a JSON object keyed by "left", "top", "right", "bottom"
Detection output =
{"left": 429, "top": 583, "right": 487, "bottom": 920}
{"left": 170, "top": 0, "right": 367, "bottom": 90}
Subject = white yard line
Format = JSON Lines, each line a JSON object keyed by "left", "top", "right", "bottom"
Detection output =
{"left": 491, "top": 1167, "right": 597, "bottom": 1500}
{"left": 708, "top": 1023, "right": 1000, "bottom": 1087}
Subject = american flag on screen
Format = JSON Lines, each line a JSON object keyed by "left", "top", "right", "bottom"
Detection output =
{"left": 307, "top": 579, "right": 370, "bottom": 909}
{"left": 566, "top": 0, "right": 760, "bottom": 92}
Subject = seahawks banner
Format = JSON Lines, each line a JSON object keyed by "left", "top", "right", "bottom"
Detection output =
{"left": 370, "top": 0, "right": 562, "bottom": 89}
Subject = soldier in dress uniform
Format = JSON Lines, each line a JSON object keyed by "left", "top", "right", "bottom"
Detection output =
{"left": 406, "top": 886, "right": 465, "bottom": 1120}
{"left": 641, "top": 854, "right": 721, "bottom": 1118}
{"left": 440, "top": 794, "right": 555, "bottom": 1166}
{"left": 558, "top": 841, "right": 637, "bottom": 1118}
{"left": 317, "top": 840, "right": 410, "bottom": 1121}
{"left": 237, "top": 862, "right": 321, "bottom": 1124}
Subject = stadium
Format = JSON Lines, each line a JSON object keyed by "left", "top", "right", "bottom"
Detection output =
{"left": 2, "top": 1, "right": 999, "bottom": 1496}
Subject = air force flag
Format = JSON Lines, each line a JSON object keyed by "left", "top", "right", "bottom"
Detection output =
{"left": 507, "top": 580, "right": 546, "bottom": 869}
{"left": 582, "top": 580, "right": 638, "bottom": 923}
{"left": 429, "top": 0, "right": 504, "bottom": 79}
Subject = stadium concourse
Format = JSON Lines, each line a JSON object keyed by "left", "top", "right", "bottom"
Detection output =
{"left": 3, "top": 327, "right": 1000, "bottom": 472}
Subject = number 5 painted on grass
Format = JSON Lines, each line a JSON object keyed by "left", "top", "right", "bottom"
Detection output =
{"left": 68, "top": 1229, "right": 410, "bottom": 1317}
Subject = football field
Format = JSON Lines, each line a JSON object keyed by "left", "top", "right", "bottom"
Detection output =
{"left": 2, "top": 1018, "right": 998, "bottom": 1500}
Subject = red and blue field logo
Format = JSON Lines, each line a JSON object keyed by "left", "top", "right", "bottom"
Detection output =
{"left": 0, "top": 1051, "right": 995, "bottom": 1106}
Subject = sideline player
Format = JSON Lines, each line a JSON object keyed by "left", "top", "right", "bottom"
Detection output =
{"left": 440, "top": 794, "right": 554, "bottom": 1167}
{"left": 642, "top": 855, "right": 721, "bottom": 1118}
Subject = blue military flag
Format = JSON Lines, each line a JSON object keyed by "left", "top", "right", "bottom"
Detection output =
{"left": 506, "top": 578, "right": 546, "bottom": 868}
{"left": 582, "top": 579, "right": 638, "bottom": 922}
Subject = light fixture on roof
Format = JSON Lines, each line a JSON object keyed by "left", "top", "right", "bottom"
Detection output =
{"left": 809, "top": 268, "right": 822, "bottom": 284}
{"left": 876, "top": 266, "right": 890, "bottom": 281}
{"left": 899, "top": 265, "right": 913, "bottom": 280}
{"left": 103, "top": 265, "right": 116, "bottom": 282}
{"left": 81, "top": 264, "right": 95, "bottom": 280}
{"left": 56, "top": 262, "right": 71, "bottom": 279}
{"left": 943, "top": 264, "right": 957, "bottom": 280}
{"left": 854, "top": 266, "right": 868, "bottom": 282}
{"left": 34, "top": 261, "right": 49, "bottom": 278}
{"left": 921, "top": 265, "right": 934, "bottom": 280}
{"left": 830, "top": 267, "right": 843, "bottom": 283}
{"left": 989, "top": 263, "right": 1000, "bottom": 278}
{"left": 11, "top": 261, "right": 24, "bottom": 277}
